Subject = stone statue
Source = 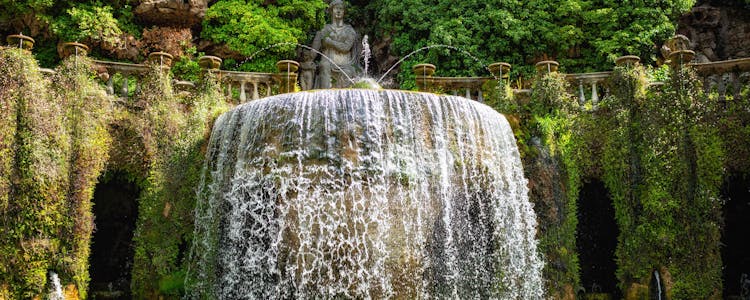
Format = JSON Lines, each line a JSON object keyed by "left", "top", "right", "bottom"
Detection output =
{"left": 299, "top": 49, "right": 317, "bottom": 91}
{"left": 311, "top": 0, "right": 360, "bottom": 89}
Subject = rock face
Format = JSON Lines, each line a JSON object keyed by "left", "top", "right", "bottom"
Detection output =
{"left": 677, "top": 1, "right": 750, "bottom": 62}
{"left": 135, "top": 0, "right": 208, "bottom": 27}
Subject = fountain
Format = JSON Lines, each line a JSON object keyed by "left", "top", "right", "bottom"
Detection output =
{"left": 186, "top": 86, "right": 545, "bottom": 298}
{"left": 186, "top": 1, "right": 543, "bottom": 297}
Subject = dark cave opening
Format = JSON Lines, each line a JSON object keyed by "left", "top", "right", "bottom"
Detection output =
{"left": 576, "top": 179, "right": 620, "bottom": 298}
{"left": 88, "top": 172, "right": 140, "bottom": 299}
{"left": 721, "top": 174, "right": 750, "bottom": 299}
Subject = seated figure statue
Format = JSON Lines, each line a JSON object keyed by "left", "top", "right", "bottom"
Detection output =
{"left": 311, "top": 0, "right": 359, "bottom": 89}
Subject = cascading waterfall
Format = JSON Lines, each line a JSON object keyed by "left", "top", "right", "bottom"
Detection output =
{"left": 187, "top": 89, "right": 544, "bottom": 299}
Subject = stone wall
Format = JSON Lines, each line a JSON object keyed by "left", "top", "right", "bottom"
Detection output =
{"left": 677, "top": 0, "right": 750, "bottom": 62}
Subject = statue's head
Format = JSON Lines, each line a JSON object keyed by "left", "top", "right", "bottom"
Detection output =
{"left": 328, "top": 0, "right": 346, "bottom": 12}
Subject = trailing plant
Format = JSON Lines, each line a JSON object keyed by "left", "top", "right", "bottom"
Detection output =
{"left": 129, "top": 65, "right": 228, "bottom": 298}
{"left": 601, "top": 63, "right": 723, "bottom": 297}
{"left": 0, "top": 47, "right": 113, "bottom": 299}
{"left": 51, "top": 55, "right": 112, "bottom": 299}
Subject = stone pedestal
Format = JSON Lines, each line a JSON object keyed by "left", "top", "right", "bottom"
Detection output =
{"left": 413, "top": 63, "right": 436, "bottom": 92}
{"left": 6, "top": 34, "right": 34, "bottom": 51}
{"left": 535, "top": 60, "right": 559, "bottom": 74}
{"left": 60, "top": 42, "right": 89, "bottom": 59}
{"left": 276, "top": 60, "right": 299, "bottom": 94}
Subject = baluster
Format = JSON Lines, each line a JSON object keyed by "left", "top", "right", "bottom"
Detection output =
{"left": 266, "top": 82, "right": 272, "bottom": 97}
{"left": 121, "top": 76, "right": 129, "bottom": 98}
{"left": 253, "top": 81, "right": 259, "bottom": 100}
{"left": 578, "top": 80, "right": 586, "bottom": 107}
{"left": 226, "top": 82, "right": 232, "bottom": 99}
{"left": 731, "top": 72, "right": 741, "bottom": 101}
{"left": 134, "top": 78, "right": 141, "bottom": 95}
{"left": 465, "top": 88, "right": 471, "bottom": 100}
{"left": 107, "top": 75, "right": 114, "bottom": 95}
{"left": 718, "top": 73, "right": 727, "bottom": 103}
{"left": 591, "top": 80, "right": 599, "bottom": 106}
{"left": 453, "top": 90, "right": 458, "bottom": 96}
{"left": 478, "top": 89, "right": 483, "bottom": 103}
{"left": 240, "top": 80, "right": 247, "bottom": 103}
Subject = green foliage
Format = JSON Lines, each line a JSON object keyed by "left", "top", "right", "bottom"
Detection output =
{"left": 531, "top": 72, "right": 576, "bottom": 116}
{"left": 599, "top": 64, "right": 723, "bottom": 297}
{"left": 0, "top": 47, "right": 69, "bottom": 298}
{"left": 0, "top": 47, "right": 113, "bottom": 299}
{"left": 172, "top": 48, "right": 202, "bottom": 82}
{"left": 486, "top": 71, "right": 583, "bottom": 297}
{"left": 51, "top": 3, "right": 122, "bottom": 44}
{"left": 1, "top": 0, "right": 142, "bottom": 67}
{"left": 201, "top": 0, "right": 327, "bottom": 71}
{"left": 129, "top": 67, "right": 228, "bottom": 298}
{"left": 51, "top": 55, "right": 113, "bottom": 299}
{"left": 372, "top": 0, "right": 695, "bottom": 86}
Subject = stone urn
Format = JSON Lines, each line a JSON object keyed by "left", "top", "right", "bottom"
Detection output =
{"left": 412, "top": 63, "right": 436, "bottom": 77}
{"left": 535, "top": 60, "right": 559, "bottom": 74}
{"left": 615, "top": 55, "right": 640, "bottom": 67}
{"left": 60, "top": 42, "right": 89, "bottom": 59}
{"left": 668, "top": 50, "right": 695, "bottom": 67}
{"left": 6, "top": 34, "right": 34, "bottom": 51}
{"left": 488, "top": 62, "right": 511, "bottom": 79}
{"left": 276, "top": 60, "right": 300, "bottom": 73}
{"left": 198, "top": 55, "right": 222, "bottom": 70}
{"left": 148, "top": 51, "right": 174, "bottom": 68}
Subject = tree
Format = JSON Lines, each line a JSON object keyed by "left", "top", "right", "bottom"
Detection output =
{"left": 201, "top": 0, "right": 327, "bottom": 72}
{"left": 372, "top": 0, "right": 695, "bottom": 85}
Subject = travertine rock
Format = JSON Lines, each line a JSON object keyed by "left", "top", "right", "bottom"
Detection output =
{"left": 677, "top": 1, "right": 750, "bottom": 62}
{"left": 135, "top": 0, "right": 208, "bottom": 27}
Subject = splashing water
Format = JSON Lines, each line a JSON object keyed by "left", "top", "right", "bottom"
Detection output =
{"left": 377, "top": 45, "right": 499, "bottom": 84}
{"left": 361, "top": 35, "right": 371, "bottom": 77}
{"left": 49, "top": 272, "right": 65, "bottom": 300}
{"left": 187, "top": 89, "right": 544, "bottom": 299}
{"left": 240, "top": 42, "right": 357, "bottom": 86}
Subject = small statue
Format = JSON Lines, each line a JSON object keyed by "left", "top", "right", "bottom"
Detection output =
{"left": 299, "top": 49, "right": 317, "bottom": 91}
{"left": 312, "top": 0, "right": 360, "bottom": 88}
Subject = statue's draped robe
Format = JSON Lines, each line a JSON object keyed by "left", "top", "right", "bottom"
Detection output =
{"left": 312, "top": 23, "right": 359, "bottom": 88}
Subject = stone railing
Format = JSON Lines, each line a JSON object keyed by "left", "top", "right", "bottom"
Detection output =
{"left": 413, "top": 62, "right": 510, "bottom": 102}
{"left": 7, "top": 34, "right": 749, "bottom": 108}
{"left": 692, "top": 57, "right": 750, "bottom": 103}
{"left": 217, "top": 70, "right": 277, "bottom": 103}
{"left": 94, "top": 60, "right": 152, "bottom": 98}
{"left": 93, "top": 55, "right": 298, "bottom": 103}
{"left": 565, "top": 71, "right": 611, "bottom": 107}
{"left": 412, "top": 53, "right": 749, "bottom": 110}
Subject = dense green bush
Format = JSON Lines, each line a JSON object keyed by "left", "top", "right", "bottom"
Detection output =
{"left": 201, "top": 0, "right": 327, "bottom": 72}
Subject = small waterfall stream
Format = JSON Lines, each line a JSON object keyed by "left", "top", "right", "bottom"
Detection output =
{"left": 187, "top": 89, "right": 544, "bottom": 299}
{"left": 49, "top": 272, "right": 65, "bottom": 300}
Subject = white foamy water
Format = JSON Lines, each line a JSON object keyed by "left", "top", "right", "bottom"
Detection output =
{"left": 49, "top": 271, "right": 65, "bottom": 300}
{"left": 187, "top": 89, "right": 544, "bottom": 299}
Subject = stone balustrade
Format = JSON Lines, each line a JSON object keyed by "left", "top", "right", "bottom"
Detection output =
{"left": 431, "top": 76, "right": 492, "bottom": 102}
{"left": 218, "top": 70, "right": 277, "bottom": 103}
{"left": 565, "top": 71, "right": 611, "bottom": 108}
{"left": 5, "top": 34, "right": 749, "bottom": 109}
{"left": 93, "top": 60, "right": 151, "bottom": 98}
{"left": 692, "top": 58, "right": 750, "bottom": 104}
{"left": 413, "top": 63, "right": 496, "bottom": 102}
